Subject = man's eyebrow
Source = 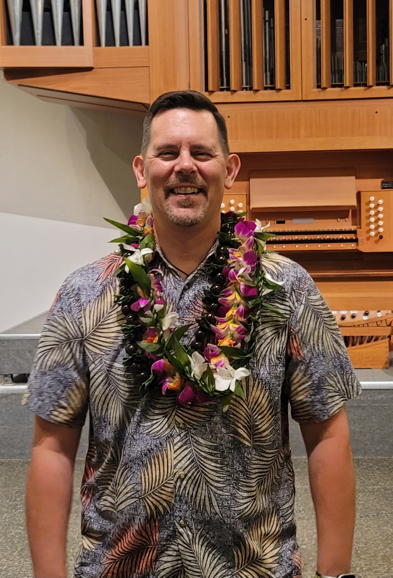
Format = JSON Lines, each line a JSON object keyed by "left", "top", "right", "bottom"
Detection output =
{"left": 153, "top": 143, "right": 179, "bottom": 151}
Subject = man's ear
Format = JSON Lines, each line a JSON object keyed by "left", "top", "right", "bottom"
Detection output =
{"left": 224, "top": 153, "right": 241, "bottom": 189}
{"left": 132, "top": 155, "right": 147, "bottom": 189}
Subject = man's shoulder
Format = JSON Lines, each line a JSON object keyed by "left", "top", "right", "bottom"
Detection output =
{"left": 57, "top": 253, "right": 121, "bottom": 305}
{"left": 261, "top": 251, "right": 311, "bottom": 285}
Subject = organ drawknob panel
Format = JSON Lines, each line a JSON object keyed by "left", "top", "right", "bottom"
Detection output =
{"left": 358, "top": 190, "right": 392, "bottom": 252}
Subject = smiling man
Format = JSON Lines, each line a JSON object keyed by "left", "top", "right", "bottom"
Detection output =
{"left": 25, "top": 90, "right": 360, "bottom": 578}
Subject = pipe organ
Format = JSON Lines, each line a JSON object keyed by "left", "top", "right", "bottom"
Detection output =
{"left": 3, "top": 0, "right": 147, "bottom": 47}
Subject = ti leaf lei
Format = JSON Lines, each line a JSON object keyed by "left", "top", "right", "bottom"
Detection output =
{"left": 105, "top": 202, "right": 281, "bottom": 408}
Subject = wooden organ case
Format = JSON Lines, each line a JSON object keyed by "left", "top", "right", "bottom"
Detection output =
{"left": 222, "top": 161, "right": 393, "bottom": 369}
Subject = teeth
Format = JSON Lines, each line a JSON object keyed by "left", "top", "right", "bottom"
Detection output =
{"left": 172, "top": 186, "right": 200, "bottom": 194}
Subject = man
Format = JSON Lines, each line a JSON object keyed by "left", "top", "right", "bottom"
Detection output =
{"left": 25, "top": 90, "right": 360, "bottom": 578}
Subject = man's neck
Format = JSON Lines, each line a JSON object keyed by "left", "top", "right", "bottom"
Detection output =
{"left": 154, "top": 221, "right": 219, "bottom": 277}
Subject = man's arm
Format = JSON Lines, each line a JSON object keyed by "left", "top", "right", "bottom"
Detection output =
{"left": 300, "top": 407, "right": 356, "bottom": 576}
{"left": 26, "top": 416, "right": 82, "bottom": 578}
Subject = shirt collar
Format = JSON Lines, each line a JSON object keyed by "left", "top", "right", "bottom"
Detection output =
{"left": 154, "top": 239, "right": 218, "bottom": 282}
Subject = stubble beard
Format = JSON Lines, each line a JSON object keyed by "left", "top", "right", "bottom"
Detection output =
{"left": 163, "top": 196, "right": 209, "bottom": 227}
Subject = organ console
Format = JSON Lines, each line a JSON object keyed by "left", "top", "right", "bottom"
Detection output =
{"left": 222, "top": 176, "right": 393, "bottom": 369}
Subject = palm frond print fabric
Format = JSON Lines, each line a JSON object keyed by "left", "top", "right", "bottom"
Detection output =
{"left": 26, "top": 252, "right": 360, "bottom": 577}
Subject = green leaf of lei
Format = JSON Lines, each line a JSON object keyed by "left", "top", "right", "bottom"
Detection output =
{"left": 109, "top": 235, "right": 137, "bottom": 244}
{"left": 139, "top": 233, "right": 155, "bottom": 250}
{"left": 219, "top": 346, "right": 250, "bottom": 359}
{"left": 138, "top": 341, "right": 161, "bottom": 353}
{"left": 104, "top": 217, "right": 142, "bottom": 237}
{"left": 234, "top": 380, "right": 246, "bottom": 399}
{"left": 125, "top": 260, "right": 151, "bottom": 295}
{"left": 164, "top": 335, "right": 190, "bottom": 370}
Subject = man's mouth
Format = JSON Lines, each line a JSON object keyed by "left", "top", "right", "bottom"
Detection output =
{"left": 166, "top": 186, "right": 206, "bottom": 196}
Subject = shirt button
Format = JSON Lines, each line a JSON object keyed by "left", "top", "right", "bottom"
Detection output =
{"left": 178, "top": 518, "right": 187, "bottom": 527}
{"left": 177, "top": 470, "right": 186, "bottom": 480}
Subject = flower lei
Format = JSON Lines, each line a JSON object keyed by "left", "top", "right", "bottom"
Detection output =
{"left": 105, "top": 202, "right": 281, "bottom": 408}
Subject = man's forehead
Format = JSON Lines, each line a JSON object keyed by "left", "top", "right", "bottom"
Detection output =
{"left": 148, "top": 108, "right": 221, "bottom": 148}
{"left": 151, "top": 108, "right": 217, "bottom": 133}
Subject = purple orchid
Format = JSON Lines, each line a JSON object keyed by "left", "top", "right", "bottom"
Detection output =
{"left": 234, "top": 219, "right": 257, "bottom": 237}
{"left": 204, "top": 343, "right": 221, "bottom": 361}
{"left": 239, "top": 283, "right": 258, "bottom": 298}
{"left": 177, "top": 383, "right": 209, "bottom": 406}
{"left": 130, "top": 298, "right": 149, "bottom": 311}
{"left": 128, "top": 215, "right": 138, "bottom": 226}
{"left": 243, "top": 250, "right": 258, "bottom": 267}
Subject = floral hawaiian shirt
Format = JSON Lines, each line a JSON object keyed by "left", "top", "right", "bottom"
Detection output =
{"left": 25, "top": 250, "right": 360, "bottom": 578}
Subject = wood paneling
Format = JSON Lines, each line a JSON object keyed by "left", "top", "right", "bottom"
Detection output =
{"left": 343, "top": 0, "right": 354, "bottom": 87}
{"left": 29, "top": 89, "right": 147, "bottom": 113}
{"left": 189, "top": 0, "right": 204, "bottom": 91}
{"left": 0, "top": 46, "right": 93, "bottom": 68}
{"left": 367, "top": 0, "right": 377, "bottom": 87}
{"left": 5, "top": 67, "right": 150, "bottom": 103}
{"left": 251, "top": 0, "right": 263, "bottom": 89}
{"left": 93, "top": 47, "right": 149, "bottom": 68}
{"left": 0, "top": 0, "right": 7, "bottom": 45}
{"left": 316, "top": 280, "right": 393, "bottom": 310}
{"left": 274, "top": 0, "right": 286, "bottom": 89}
{"left": 320, "top": 0, "right": 331, "bottom": 88}
{"left": 148, "top": 0, "right": 189, "bottom": 99}
{"left": 220, "top": 98, "right": 393, "bottom": 152}
{"left": 205, "top": 0, "right": 220, "bottom": 91}
{"left": 228, "top": 0, "right": 242, "bottom": 91}
{"left": 347, "top": 340, "right": 390, "bottom": 369}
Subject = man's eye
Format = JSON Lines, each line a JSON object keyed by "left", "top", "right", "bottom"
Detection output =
{"left": 158, "top": 151, "right": 177, "bottom": 159}
{"left": 194, "top": 152, "right": 212, "bottom": 159}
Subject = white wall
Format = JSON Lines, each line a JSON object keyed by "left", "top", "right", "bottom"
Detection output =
{"left": 0, "top": 76, "right": 144, "bottom": 332}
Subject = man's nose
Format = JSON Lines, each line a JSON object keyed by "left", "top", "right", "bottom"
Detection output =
{"left": 174, "top": 151, "right": 196, "bottom": 175}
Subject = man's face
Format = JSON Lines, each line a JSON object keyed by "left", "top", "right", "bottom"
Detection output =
{"left": 133, "top": 108, "right": 240, "bottom": 229}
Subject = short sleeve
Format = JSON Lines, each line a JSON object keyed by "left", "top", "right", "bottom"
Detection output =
{"left": 285, "top": 265, "right": 361, "bottom": 423}
{"left": 24, "top": 273, "right": 89, "bottom": 427}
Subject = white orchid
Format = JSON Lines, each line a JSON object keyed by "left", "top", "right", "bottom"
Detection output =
{"left": 260, "top": 271, "right": 285, "bottom": 296}
{"left": 213, "top": 365, "right": 250, "bottom": 392}
{"left": 189, "top": 351, "right": 208, "bottom": 380}
{"left": 133, "top": 198, "right": 152, "bottom": 216}
{"left": 255, "top": 218, "right": 270, "bottom": 232}
{"left": 125, "top": 247, "right": 154, "bottom": 268}
{"left": 161, "top": 310, "right": 179, "bottom": 331}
